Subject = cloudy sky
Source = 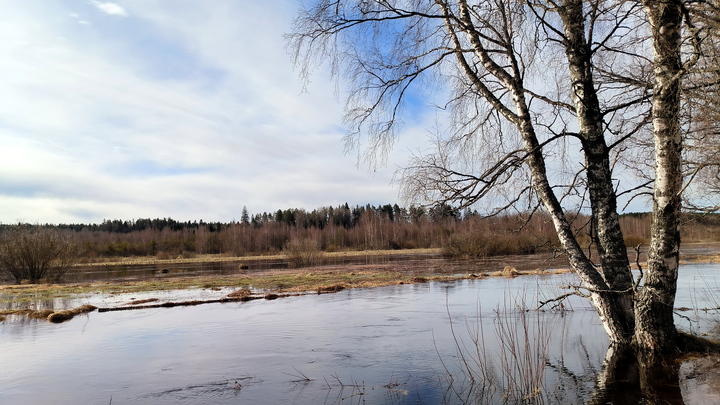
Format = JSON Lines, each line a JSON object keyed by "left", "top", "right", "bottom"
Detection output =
{"left": 0, "top": 1, "right": 438, "bottom": 224}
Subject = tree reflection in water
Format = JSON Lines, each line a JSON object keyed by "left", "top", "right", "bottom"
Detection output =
{"left": 440, "top": 296, "right": 716, "bottom": 405}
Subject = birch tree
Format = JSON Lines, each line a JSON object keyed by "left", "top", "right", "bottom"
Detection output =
{"left": 289, "top": 0, "right": 714, "bottom": 353}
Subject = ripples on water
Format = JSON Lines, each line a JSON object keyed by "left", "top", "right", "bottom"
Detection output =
{"left": 1, "top": 264, "right": 719, "bottom": 404}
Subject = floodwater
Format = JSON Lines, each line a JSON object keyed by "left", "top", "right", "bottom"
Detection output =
{"left": 1, "top": 264, "right": 720, "bottom": 404}
{"left": 64, "top": 251, "right": 566, "bottom": 283}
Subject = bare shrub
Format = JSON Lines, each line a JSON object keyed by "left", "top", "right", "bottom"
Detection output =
{"left": 0, "top": 224, "right": 79, "bottom": 284}
{"left": 284, "top": 238, "right": 324, "bottom": 267}
{"left": 444, "top": 230, "right": 540, "bottom": 259}
{"left": 624, "top": 235, "right": 647, "bottom": 248}
{"left": 178, "top": 251, "right": 197, "bottom": 259}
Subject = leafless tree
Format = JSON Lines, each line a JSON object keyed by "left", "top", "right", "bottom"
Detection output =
{"left": 0, "top": 224, "right": 79, "bottom": 284}
{"left": 289, "top": 0, "right": 715, "bottom": 354}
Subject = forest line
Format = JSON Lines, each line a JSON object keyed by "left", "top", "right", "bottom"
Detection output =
{"left": 4, "top": 204, "right": 719, "bottom": 261}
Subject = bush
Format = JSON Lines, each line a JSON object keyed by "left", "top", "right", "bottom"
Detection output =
{"left": 284, "top": 238, "right": 324, "bottom": 267}
{"left": 0, "top": 224, "right": 79, "bottom": 284}
{"left": 624, "top": 235, "right": 647, "bottom": 248}
{"left": 443, "top": 230, "right": 541, "bottom": 259}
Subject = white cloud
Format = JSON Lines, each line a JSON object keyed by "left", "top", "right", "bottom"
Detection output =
{"left": 0, "top": 1, "right": 432, "bottom": 224}
{"left": 89, "top": 1, "right": 128, "bottom": 17}
{"left": 69, "top": 13, "right": 91, "bottom": 24}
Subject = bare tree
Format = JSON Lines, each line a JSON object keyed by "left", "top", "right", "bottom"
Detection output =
{"left": 289, "top": 0, "right": 714, "bottom": 354}
{"left": 0, "top": 224, "right": 79, "bottom": 284}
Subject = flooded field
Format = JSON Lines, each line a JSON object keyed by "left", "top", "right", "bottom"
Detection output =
{"left": 62, "top": 251, "right": 565, "bottom": 284}
{"left": 1, "top": 261, "right": 720, "bottom": 404}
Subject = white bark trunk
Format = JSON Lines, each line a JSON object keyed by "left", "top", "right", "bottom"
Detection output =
{"left": 634, "top": 0, "right": 683, "bottom": 352}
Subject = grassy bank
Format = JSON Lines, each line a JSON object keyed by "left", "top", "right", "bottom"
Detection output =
{"left": 78, "top": 248, "right": 442, "bottom": 266}
{"left": 0, "top": 251, "right": 566, "bottom": 309}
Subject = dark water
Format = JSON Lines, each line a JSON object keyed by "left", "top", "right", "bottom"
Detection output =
{"left": 1, "top": 265, "right": 719, "bottom": 404}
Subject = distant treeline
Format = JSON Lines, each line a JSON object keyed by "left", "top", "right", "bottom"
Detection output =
{"left": 2, "top": 204, "right": 719, "bottom": 260}
{"left": 51, "top": 203, "right": 455, "bottom": 234}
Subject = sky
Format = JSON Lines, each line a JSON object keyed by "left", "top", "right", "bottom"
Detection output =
{"left": 0, "top": 0, "right": 438, "bottom": 225}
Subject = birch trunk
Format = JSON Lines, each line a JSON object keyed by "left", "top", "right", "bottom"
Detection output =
{"left": 513, "top": 82, "right": 634, "bottom": 345}
{"left": 634, "top": 0, "right": 683, "bottom": 352}
{"left": 558, "top": 0, "right": 635, "bottom": 334}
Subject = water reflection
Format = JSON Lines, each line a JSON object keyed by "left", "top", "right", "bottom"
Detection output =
{"left": 0, "top": 265, "right": 719, "bottom": 404}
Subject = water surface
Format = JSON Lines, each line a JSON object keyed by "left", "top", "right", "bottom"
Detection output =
{"left": 1, "top": 264, "right": 719, "bottom": 404}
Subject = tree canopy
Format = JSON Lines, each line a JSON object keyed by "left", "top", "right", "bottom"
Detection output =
{"left": 289, "top": 0, "right": 720, "bottom": 354}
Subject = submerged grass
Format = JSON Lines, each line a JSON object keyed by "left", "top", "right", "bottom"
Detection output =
{"left": 0, "top": 249, "right": 571, "bottom": 321}
{"left": 0, "top": 304, "right": 97, "bottom": 323}
{"left": 0, "top": 266, "right": 476, "bottom": 306}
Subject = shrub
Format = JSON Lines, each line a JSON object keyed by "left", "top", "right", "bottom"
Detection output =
{"left": 284, "top": 238, "right": 325, "bottom": 267}
{"left": 0, "top": 224, "right": 79, "bottom": 284}
{"left": 443, "top": 229, "right": 542, "bottom": 259}
{"left": 623, "top": 235, "right": 647, "bottom": 248}
{"left": 178, "top": 251, "right": 197, "bottom": 259}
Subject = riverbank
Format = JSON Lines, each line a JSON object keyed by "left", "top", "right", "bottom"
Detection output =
{"left": 1, "top": 242, "right": 719, "bottom": 317}
{"left": 77, "top": 248, "right": 442, "bottom": 267}
{"left": 0, "top": 254, "right": 569, "bottom": 309}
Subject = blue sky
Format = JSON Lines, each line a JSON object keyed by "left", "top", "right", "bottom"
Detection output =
{"left": 0, "top": 1, "right": 437, "bottom": 224}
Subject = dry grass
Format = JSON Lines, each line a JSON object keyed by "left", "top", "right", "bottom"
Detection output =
{"left": 226, "top": 288, "right": 252, "bottom": 298}
{"left": 123, "top": 298, "right": 159, "bottom": 306}
{"left": 0, "top": 258, "right": 573, "bottom": 310}
{"left": 78, "top": 248, "right": 442, "bottom": 267}
{"left": 0, "top": 304, "right": 97, "bottom": 323}
{"left": 47, "top": 304, "right": 97, "bottom": 323}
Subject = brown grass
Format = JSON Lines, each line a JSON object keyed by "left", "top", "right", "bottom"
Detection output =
{"left": 0, "top": 305, "right": 97, "bottom": 323}
{"left": 78, "top": 248, "right": 441, "bottom": 267}
{"left": 227, "top": 288, "right": 252, "bottom": 298}
{"left": 501, "top": 266, "right": 519, "bottom": 277}
{"left": 0, "top": 309, "right": 55, "bottom": 319}
{"left": 123, "top": 298, "right": 159, "bottom": 306}
{"left": 317, "top": 284, "right": 347, "bottom": 294}
{"left": 47, "top": 304, "right": 97, "bottom": 323}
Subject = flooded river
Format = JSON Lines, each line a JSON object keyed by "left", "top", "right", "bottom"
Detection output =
{"left": 1, "top": 263, "right": 719, "bottom": 404}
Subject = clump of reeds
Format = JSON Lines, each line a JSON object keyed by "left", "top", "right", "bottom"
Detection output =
{"left": 501, "top": 266, "right": 519, "bottom": 278}
{"left": 47, "top": 304, "right": 97, "bottom": 323}
{"left": 317, "top": 284, "right": 346, "bottom": 294}
{"left": 442, "top": 293, "right": 555, "bottom": 404}
{"left": 227, "top": 288, "right": 252, "bottom": 298}
{"left": 284, "top": 238, "right": 325, "bottom": 267}
{"left": 29, "top": 309, "right": 56, "bottom": 319}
